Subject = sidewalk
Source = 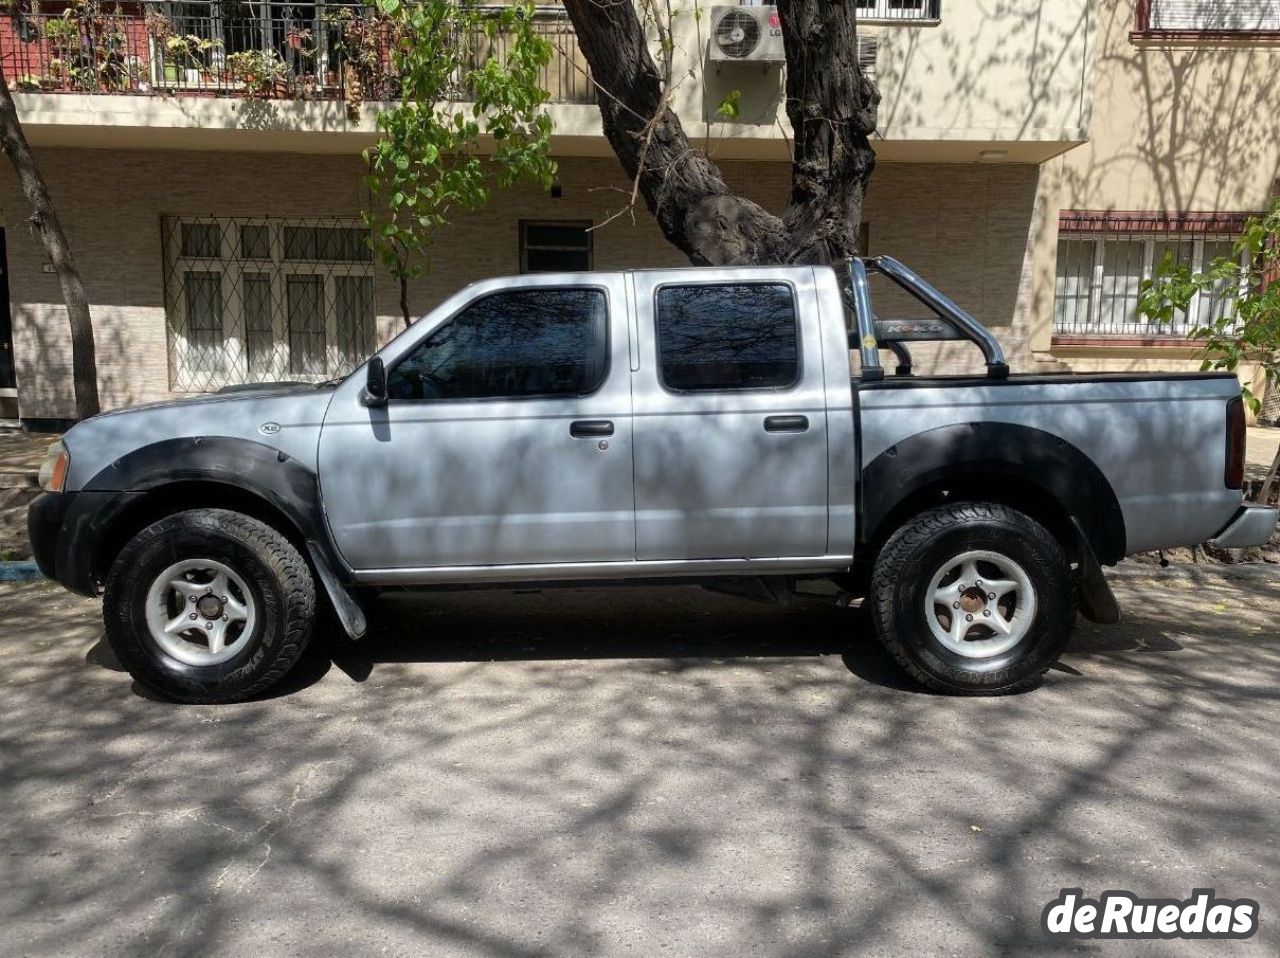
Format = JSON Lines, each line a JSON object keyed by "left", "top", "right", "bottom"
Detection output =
{"left": 0, "top": 430, "right": 57, "bottom": 477}
{"left": 1248, "top": 424, "right": 1280, "bottom": 483}
{"left": 0, "top": 432, "right": 55, "bottom": 561}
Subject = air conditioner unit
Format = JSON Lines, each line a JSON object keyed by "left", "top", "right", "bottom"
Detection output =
{"left": 709, "top": 5, "right": 785, "bottom": 63}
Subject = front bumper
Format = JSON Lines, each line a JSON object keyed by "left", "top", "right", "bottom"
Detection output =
{"left": 1208, "top": 504, "right": 1279, "bottom": 550}
{"left": 28, "top": 490, "right": 144, "bottom": 596}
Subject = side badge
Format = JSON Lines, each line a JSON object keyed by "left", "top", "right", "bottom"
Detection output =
{"left": 259, "top": 422, "right": 282, "bottom": 436}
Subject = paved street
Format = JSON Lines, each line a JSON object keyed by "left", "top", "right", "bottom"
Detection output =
{"left": 2, "top": 568, "right": 1279, "bottom": 956}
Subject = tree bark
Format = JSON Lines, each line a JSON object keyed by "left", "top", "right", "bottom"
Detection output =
{"left": 561, "top": 0, "right": 878, "bottom": 266}
{"left": 399, "top": 271, "right": 412, "bottom": 328}
{"left": 777, "top": 0, "right": 880, "bottom": 263}
{"left": 1259, "top": 445, "right": 1280, "bottom": 506}
{"left": 0, "top": 65, "right": 100, "bottom": 420}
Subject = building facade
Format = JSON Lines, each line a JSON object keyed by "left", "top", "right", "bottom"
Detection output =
{"left": 0, "top": 0, "right": 1275, "bottom": 425}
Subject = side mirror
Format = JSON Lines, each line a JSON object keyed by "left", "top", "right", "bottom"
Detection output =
{"left": 360, "top": 357, "right": 388, "bottom": 407}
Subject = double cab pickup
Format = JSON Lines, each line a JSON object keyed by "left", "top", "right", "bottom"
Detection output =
{"left": 29, "top": 258, "right": 1277, "bottom": 701}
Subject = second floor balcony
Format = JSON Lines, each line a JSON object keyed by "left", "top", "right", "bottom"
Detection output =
{"left": 0, "top": 0, "right": 597, "bottom": 104}
{"left": 0, "top": 1, "right": 1090, "bottom": 165}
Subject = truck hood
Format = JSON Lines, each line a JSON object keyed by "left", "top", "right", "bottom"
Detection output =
{"left": 89, "top": 381, "right": 334, "bottom": 419}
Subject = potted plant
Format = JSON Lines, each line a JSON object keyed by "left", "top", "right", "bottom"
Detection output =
{"left": 144, "top": 9, "right": 179, "bottom": 83}
{"left": 41, "top": 16, "right": 82, "bottom": 58}
{"left": 225, "top": 48, "right": 287, "bottom": 98}
{"left": 166, "top": 34, "right": 222, "bottom": 87}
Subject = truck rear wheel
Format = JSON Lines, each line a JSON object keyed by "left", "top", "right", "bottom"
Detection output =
{"left": 868, "top": 502, "right": 1077, "bottom": 694}
{"left": 103, "top": 509, "right": 315, "bottom": 704}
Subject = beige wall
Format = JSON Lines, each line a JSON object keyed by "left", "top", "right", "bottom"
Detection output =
{"left": 3, "top": 149, "right": 1042, "bottom": 419}
{"left": 1027, "top": 0, "right": 1280, "bottom": 382}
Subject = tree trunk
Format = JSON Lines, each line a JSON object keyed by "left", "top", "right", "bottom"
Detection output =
{"left": 1259, "top": 445, "right": 1280, "bottom": 505}
{"left": 777, "top": 0, "right": 880, "bottom": 263}
{"left": 561, "top": 0, "right": 878, "bottom": 266}
{"left": 399, "top": 271, "right": 412, "bottom": 328}
{"left": 0, "top": 65, "right": 99, "bottom": 421}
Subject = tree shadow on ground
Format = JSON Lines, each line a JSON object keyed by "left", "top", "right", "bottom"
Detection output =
{"left": 6, "top": 575, "right": 1280, "bottom": 957}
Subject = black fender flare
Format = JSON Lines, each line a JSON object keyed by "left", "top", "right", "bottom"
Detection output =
{"left": 85, "top": 437, "right": 366, "bottom": 637}
{"left": 859, "top": 422, "right": 1126, "bottom": 565}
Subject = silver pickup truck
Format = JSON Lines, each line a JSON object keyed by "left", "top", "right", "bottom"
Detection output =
{"left": 28, "top": 258, "right": 1277, "bottom": 703}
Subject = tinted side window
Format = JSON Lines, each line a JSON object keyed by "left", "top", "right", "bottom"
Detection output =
{"left": 387, "top": 288, "right": 608, "bottom": 401}
{"left": 655, "top": 284, "right": 799, "bottom": 391}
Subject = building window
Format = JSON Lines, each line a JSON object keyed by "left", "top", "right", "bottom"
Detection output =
{"left": 1136, "top": 0, "right": 1280, "bottom": 36}
{"left": 853, "top": 0, "right": 942, "bottom": 22}
{"left": 655, "top": 283, "right": 799, "bottom": 391}
{"left": 1052, "top": 212, "right": 1250, "bottom": 339}
{"left": 163, "top": 216, "right": 375, "bottom": 390}
{"left": 520, "top": 221, "right": 592, "bottom": 273}
{"left": 386, "top": 288, "right": 609, "bottom": 401}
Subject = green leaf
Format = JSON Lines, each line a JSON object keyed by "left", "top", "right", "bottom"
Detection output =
{"left": 361, "top": 0, "right": 555, "bottom": 313}
{"left": 716, "top": 89, "right": 742, "bottom": 120}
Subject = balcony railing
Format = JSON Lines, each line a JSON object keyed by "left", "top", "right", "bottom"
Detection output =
{"left": 0, "top": 1, "right": 595, "bottom": 104}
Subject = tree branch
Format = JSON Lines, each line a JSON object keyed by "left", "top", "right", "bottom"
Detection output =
{"left": 563, "top": 0, "right": 878, "bottom": 266}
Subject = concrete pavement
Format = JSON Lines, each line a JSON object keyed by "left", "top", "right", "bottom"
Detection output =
{"left": 2, "top": 568, "right": 1279, "bottom": 956}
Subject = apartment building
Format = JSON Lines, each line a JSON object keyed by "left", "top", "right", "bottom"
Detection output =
{"left": 0, "top": 0, "right": 1275, "bottom": 426}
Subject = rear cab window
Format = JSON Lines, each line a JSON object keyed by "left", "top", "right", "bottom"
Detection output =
{"left": 654, "top": 283, "right": 800, "bottom": 392}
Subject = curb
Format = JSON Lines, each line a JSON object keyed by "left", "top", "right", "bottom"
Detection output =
{"left": 0, "top": 561, "right": 44, "bottom": 583}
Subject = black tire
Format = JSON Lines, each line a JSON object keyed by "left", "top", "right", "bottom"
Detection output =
{"left": 868, "top": 502, "right": 1077, "bottom": 695}
{"left": 103, "top": 509, "right": 315, "bottom": 704}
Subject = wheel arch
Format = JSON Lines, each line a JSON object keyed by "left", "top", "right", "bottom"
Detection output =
{"left": 93, "top": 478, "right": 314, "bottom": 585}
{"left": 84, "top": 437, "right": 368, "bottom": 639}
{"left": 859, "top": 422, "right": 1126, "bottom": 565}
{"left": 84, "top": 437, "right": 330, "bottom": 580}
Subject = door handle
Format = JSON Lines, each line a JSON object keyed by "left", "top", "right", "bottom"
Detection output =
{"left": 570, "top": 419, "right": 614, "bottom": 438}
{"left": 764, "top": 415, "right": 809, "bottom": 433}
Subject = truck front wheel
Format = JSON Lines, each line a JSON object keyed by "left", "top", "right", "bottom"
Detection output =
{"left": 868, "top": 502, "right": 1077, "bottom": 694}
{"left": 103, "top": 509, "right": 315, "bottom": 704}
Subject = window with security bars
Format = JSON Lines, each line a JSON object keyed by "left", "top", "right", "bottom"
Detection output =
{"left": 163, "top": 217, "right": 376, "bottom": 390}
{"left": 1145, "top": 0, "right": 1280, "bottom": 32}
{"left": 1053, "top": 230, "right": 1245, "bottom": 338}
{"left": 1261, "top": 384, "right": 1280, "bottom": 425}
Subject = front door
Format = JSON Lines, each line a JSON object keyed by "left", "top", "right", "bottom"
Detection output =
{"left": 630, "top": 270, "right": 831, "bottom": 560}
{"left": 0, "top": 230, "right": 14, "bottom": 392}
{"left": 318, "top": 276, "right": 635, "bottom": 571}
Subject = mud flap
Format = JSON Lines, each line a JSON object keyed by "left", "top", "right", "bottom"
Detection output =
{"left": 307, "top": 541, "right": 368, "bottom": 639}
{"left": 1071, "top": 518, "right": 1120, "bottom": 624}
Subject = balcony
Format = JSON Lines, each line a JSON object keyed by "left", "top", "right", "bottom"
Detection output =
{"left": 0, "top": 0, "right": 595, "bottom": 104}
{"left": 1, "top": 0, "right": 1088, "bottom": 165}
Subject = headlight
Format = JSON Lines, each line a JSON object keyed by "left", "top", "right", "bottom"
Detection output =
{"left": 38, "top": 440, "right": 70, "bottom": 493}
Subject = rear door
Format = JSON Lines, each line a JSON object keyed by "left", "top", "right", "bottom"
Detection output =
{"left": 318, "top": 274, "right": 635, "bottom": 571}
{"left": 630, "top": 269, "right": 830, "bottom": 560}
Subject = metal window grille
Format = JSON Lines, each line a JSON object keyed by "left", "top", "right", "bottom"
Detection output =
{"left": 1262, "top": 382, "right": 1280, "bottom": 426}
{"left": 162, "top": 215, "right": 376, "bottom": 391}
{"left": 853, "top": 0, "right": 942, "bottom": 22}
{"left": 1053, "top": 229, "right": 1245, "bottom": 338}
{"left": 1148, "top": 0, "right": 1280, "bottom": 32}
